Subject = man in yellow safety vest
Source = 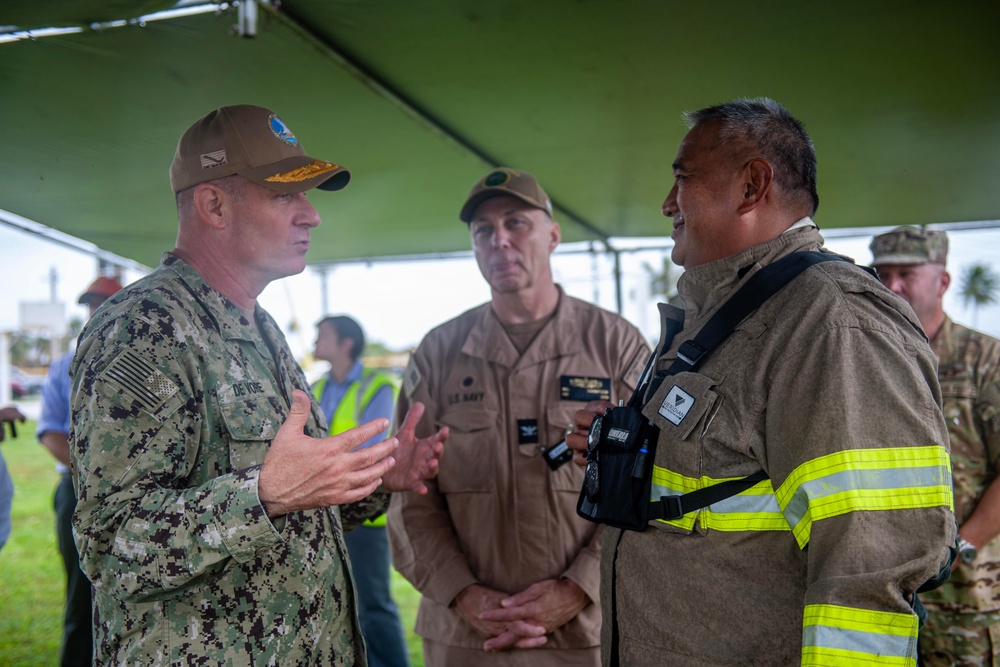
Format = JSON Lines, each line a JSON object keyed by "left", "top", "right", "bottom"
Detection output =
{"left": 312, "top": 315, "right": 409, "bottom": 667}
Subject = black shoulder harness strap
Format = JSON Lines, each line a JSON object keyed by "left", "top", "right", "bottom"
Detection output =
{"left": 646, "top": 250, "right": 859, "bottom": 521}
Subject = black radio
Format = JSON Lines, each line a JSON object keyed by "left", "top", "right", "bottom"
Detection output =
{"left": 577, "top": 402, "right": 660, "bottom": 531}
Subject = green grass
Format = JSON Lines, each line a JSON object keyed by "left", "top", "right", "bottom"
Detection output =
{"left": 0, "top": 417, "right": 425, "bottom": 666}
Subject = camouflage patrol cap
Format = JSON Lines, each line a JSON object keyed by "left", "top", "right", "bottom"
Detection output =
{"left": 459, "top": 167, "right": 554, "bottom": 223}
{"left": 169, "top": 104, "right": 351, "bottom": 194}
{"left": 870, "top": 226, "right": 949, "bottom": 266}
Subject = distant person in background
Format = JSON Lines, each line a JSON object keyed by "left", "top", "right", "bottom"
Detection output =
{"left": 312, "top": 315, "right": 410, "bottom": 667}
{"left": 37, "top": 275, "right": 122, "bottom": 667}
{"left": 871, "top": 227, "right": 1000, "bottom": 667}
{"left": 0, "top": 405, "right": 27, "bottom": 551}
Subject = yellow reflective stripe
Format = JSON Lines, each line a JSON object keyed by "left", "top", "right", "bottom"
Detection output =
{"left": 650, "top": 466, "right": 789, "bottom": 532}
{"left": 802, "top": 604, "right": 917, "bottom": 667}
{"left": 776, "top": 446, "right": 953, "bottom": 548}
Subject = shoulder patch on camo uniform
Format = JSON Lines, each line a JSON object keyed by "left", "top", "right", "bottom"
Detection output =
{"left": 103, "top": 348, "right": 180, "bottom": 415}
{"left": 403, "top": 356, "right": 422, "bottom": 397}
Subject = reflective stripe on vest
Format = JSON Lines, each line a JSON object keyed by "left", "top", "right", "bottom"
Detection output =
{"left": 801, "top": 604, "right": 917, "bottom": 667}
{"left": 650, "top": 445, "right": 952, "bottom": 541}
{"left": 775, "top": 445, "right": 953, "bottom": 549}
{"left": 312, "top": 368, "right": 398, "bottom": 527}
{"left": 650, "top": 467, "right": 789, "bottom": 532}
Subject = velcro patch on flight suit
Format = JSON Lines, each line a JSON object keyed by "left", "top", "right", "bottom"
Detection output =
{"left": 517, "top": 419, "right": 539, "bottom": 444}
{"left": 560, "top": 375, "right": 611, "bottom": 401}
{"left": 103, "top": 349, "right": 180, "bottom": 417}
{"left": 403, "top": 356, "right": 422, "bottom": 397}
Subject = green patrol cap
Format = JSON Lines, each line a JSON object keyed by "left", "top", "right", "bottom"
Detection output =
{"left": 869, "top": 226, "right": 948, "bottom": 266}
{"left": 459, "top": 167, "right": 553, "bottom": 223}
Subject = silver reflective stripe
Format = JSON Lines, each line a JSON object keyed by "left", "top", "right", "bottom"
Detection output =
{"left": 650, "top": 481, "right": 780, "bottom": 515}
{"left": 711, "top": 490, "right": 781, "bottom": 515}
{"left": 783, "top": 465, "right": 948, "bottom": 528}
{"left": 803, "top": 625, "right": 914, "bottom": 658}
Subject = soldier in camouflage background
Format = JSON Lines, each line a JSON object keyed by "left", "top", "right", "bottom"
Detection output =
{"left": 872, "top": 226, "right": 1000, "bottom": 666}
{"left": 69, "top": 104, "right": 447, "bottom": 666}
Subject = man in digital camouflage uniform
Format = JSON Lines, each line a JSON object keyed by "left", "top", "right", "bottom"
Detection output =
{"left": 388, "top": 168, "right": 650, "bottom": 665}
{"left": 871, "top": 226, "right": 1000, "bottom": 667}
{"left": 70, "top": 104, "right": 446, "bottom": 666}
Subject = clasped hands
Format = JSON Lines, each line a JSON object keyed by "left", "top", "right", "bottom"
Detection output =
{"left": 258, "top": 389, "right": 448, "bottom": 517}
{"left": 454, "top": 578, "right": 588, "bottom": 652}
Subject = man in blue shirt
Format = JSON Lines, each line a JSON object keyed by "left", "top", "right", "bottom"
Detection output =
{"left": 0, "top": 405, "right": 27, "bottom": 552}
{"left": 38, "top": 275, "right": 121, "bottom": 667}
{"left": 312, "top": 315, "right": 410, "bottom": 667}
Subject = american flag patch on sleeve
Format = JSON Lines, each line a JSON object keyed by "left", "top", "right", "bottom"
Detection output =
{"left": 104, "top": 349, "right": 179, "bottom": 415}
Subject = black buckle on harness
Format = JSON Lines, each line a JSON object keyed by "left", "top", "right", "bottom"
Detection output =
{"left": 661, "top": 495, "right": 685, "bottom": 520}
{"left": 676, "top": 340, "right": 708, "bottom": 367}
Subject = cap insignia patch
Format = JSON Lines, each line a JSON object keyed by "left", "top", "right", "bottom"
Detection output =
{"left": 484, "top": 170, "right": 509, "bottom": 187}
{"left": 200, "top": 149, "right": 227, "bottom": 170}
{"left": 267, "top": 113, "right": 300, "bottom": 146}
{"left": 266, "top": 161, "right": 339, "bottom": 184}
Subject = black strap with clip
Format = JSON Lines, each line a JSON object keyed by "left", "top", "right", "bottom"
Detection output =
{"left": 645, "top": 251, "right": 861, "bottom": 517}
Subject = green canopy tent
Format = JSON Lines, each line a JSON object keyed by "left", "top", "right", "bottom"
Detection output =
{"left": 2, "top": 0, "right": 999, "bottom": 271}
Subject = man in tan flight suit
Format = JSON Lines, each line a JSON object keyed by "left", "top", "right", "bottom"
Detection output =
{"left": 388, "top": 168, "right": 650, "bottom": 666}
{"left": 871, "top": 227, "right": 1000, "bottom": 667}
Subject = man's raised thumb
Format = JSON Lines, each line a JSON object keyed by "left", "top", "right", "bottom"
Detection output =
{"left": 282, "top": 389, "right": 312, "bottom": 430}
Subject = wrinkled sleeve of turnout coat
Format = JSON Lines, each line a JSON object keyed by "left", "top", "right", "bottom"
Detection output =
{"left": 761, "top": 282, "right": 956, "bottom": 664}
{"left": 70, "top": 313, "right": 284, "bottom": 601}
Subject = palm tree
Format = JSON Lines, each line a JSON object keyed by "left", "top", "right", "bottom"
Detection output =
{"left": 958, "top": 263, "right": 998, "bottom": 328}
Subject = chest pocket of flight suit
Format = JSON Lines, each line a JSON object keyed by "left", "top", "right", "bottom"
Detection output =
{"left": 437, "top": 408, "right": 498, "bottom": 493}
{"left": 218, "top": 385, "right": 280, "bottom": 470}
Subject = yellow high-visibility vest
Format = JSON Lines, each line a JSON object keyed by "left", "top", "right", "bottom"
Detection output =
{"left": 312, "top": 368, "right": 398, "bottom": 527}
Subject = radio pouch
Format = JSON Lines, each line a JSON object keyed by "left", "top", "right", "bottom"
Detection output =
{"left": 577, "top": 251, "right": 866, "bottom": 531}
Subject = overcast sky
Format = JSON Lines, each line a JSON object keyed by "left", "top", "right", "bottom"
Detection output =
{"left": 1, "top": 222, "right": 997, "bottom": 367}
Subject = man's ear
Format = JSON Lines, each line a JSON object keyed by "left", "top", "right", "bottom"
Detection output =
{"left": 549, "top": 220, "right": 561, "bottom": 252}
{"left": 737, "top": 158, "right": 773, "bottom": 215}
{"left": 938, "top": 269, "right": 951, "bottom": 298}
{"left": 192, "top": 183, "right": 228, "bottom": 230}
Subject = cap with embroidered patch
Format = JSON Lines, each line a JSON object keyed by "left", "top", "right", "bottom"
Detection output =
{"left": 870, "top": 226, "right": 949, "bottom": 266}
{"left": 459, "top": 168, "right": 553, "bottom": 223}
{"left": 169, "top": 104, "right": 351, "bottom": 194}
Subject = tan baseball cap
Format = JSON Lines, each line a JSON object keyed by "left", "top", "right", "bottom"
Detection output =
{"left": 459, "top": 167, "right": 553, "bottom": 223}
{"left": 870, "top": 226, "right": 949, "bottom": 266}
{"left": 169, "top": 105, "right": 351, "bottom": 194}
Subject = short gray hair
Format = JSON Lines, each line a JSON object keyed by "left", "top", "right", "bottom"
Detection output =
{"left": 175, "top": 173, "right": 247, "bottom": 217}
{"left": 684, "top": 97, "right": 819, "bottom": 216}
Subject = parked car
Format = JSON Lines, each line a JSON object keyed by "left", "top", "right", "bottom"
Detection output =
{"left": 11, "top": 367, "right": 45, "bottom": 396}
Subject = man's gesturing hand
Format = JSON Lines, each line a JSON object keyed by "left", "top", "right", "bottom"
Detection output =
{"left": 258, "top": 390, "right": 399, "bottom": 518}
{"left": 383, "top": 401, "right": 448, "bottom": 495}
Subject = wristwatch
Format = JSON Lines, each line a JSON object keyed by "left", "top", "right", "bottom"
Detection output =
{"left": 957, "top": 537, "right": 978, "bottom": 563}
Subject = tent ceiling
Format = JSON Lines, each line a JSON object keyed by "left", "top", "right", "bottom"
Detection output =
{"left": 2, "top": 0, "right": 998, "bottom": 268}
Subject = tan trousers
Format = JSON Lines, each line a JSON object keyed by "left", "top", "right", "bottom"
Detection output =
{"left": 423, "top": 638, "right": 600, "bottom": 667}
